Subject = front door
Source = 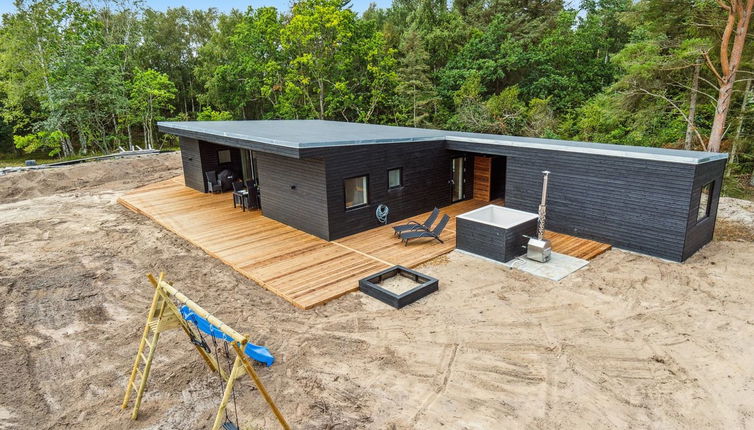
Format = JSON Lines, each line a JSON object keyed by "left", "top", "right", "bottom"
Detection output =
{"left": 451, "top": 156, "right": 466, "bottom": 202}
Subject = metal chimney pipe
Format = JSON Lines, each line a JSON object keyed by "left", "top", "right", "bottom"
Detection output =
{"left": 537, "top": 171, "right": 550, "bottom": 240}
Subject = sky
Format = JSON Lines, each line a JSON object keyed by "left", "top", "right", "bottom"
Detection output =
{"left": 0, "top": 0, "right": 391, "bottom": 15}
{"left": 0, "top": 0, "right": 582, "bottom": 17}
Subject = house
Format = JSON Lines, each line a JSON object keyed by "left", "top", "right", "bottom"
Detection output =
{"left": 157, "top": 120, "right": 728, "bottom": 262}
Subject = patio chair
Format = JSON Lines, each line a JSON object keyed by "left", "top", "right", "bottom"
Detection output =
{"left": 232, "top": 181, "right": 246, "bottom": 210}
{"left": 393, "top": 208, "right": 439, "bottom": 237}
{"left": 402, "top": 214, "right": 450, "bottom": 246}
{"left": 245, "top": 183, "right": 259, "bottom": 210}
{"left": 205, "top": 171, "right": 222, "bottom": 194}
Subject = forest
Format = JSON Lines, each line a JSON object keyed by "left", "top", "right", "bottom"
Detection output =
{"left": 1, "top": 0, "right": 753, "bottom": 189}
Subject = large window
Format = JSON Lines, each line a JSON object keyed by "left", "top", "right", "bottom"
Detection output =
{"left": 388, "top": 168, "right": 402, "bottom": 189}
{"left": 697, "top": 181, "right": 714, "bottom": 221}
{"left": 344, "top": 175, "right": 368, "bottom": 209}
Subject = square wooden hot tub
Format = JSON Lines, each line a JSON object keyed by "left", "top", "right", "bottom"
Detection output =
{"left": 456, "top": 205, "right": 539, "bottom": 263}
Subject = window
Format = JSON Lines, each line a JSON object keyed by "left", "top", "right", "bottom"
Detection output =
{"left": 344, "top": 175, "right": 368, "bottom": 209}
{"left": 697, "top": 181, "right": 714, "bottom": 222}
{"left": 388, "top": 168, "right": 402, "bottom": 189}
{"left": 218, "top": 149, "right": 231, "bottom": 164}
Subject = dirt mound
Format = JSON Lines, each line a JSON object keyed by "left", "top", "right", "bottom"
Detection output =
{"left": 0, "top": 152, "right": 181, "bottom": 204}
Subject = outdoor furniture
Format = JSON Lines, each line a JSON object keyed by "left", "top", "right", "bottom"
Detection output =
{"left": 393, "top": 208, "right": 439, "bottom": 237}
{"left": 205, "top": 171, "right": 222, "bottom": 194}
{"left": 401, "top": 214, "right": 450, "bottom": 246}
{"left": 245, "top": 184, "right": 260, "bottom": 210}
{"left": 218, "top": 169, "right": 236, "bottom": 191}
{"left": 232, "top": 181, "right": 247, "bottom": 210}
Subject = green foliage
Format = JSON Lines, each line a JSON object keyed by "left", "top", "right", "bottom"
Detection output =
{"left": 14, "top": 130, "right": 67, "bottom": 156}
{"left": 0, "top": 0, "right": 751, "bottom": 180}
{"left": 196, "top": 107, "right": 233, "bottom": 121}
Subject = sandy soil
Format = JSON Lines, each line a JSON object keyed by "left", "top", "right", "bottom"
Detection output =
{"left": 1, "top": 153, "right": 754, "bottom": 429}
{"left": 378, "top": 274, "right": 423, "bottom": 295}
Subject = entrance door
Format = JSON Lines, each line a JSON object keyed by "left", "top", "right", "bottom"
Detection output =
{"left": 451, "top": 156, "right": 466, "bottom": 202}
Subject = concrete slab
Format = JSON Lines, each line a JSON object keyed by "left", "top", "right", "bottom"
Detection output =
{"left": 455, "top": 249, "right": 588, "bottom": 281}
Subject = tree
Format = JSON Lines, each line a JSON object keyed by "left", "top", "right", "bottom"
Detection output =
{"left": 196, "top": 7, "right": 283, "bottom": 119}
{"left": 129, "top": 69, "right": 177, "bottom": 149}
{"left": 396, "top": 30, "right": 436, "bottom": 126}
{"left": 704, "top": 0, "right": 754, "bottom": 152}
{"left": 280, "top": 0, "right": 357, "bottom": 119}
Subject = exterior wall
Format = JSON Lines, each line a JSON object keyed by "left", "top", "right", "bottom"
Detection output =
{"left": 179, "top": 137, "right": 244, "bottom": 192}
{"left": 448, "top": 141, "right": 698, "bottom": 262}
{"left": 255, "top": 152, "right": 330, "bottom": 239}
{"left": 682, "top": 159, "right": 726, "bottom": 260}
{"left": 179, "top": 137, "right": 205, "bottom": 192}
{"left": 323, "top": 141, "right": 454, "bottom": 240}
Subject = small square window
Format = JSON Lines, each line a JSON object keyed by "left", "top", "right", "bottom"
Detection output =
{"left": 388, "top": 168, "right": 402, "bottom": 189}
{"left": 218, "top": 149, "right": 231, "bottom": 164}
{"left": 697, "top": 181, "right": 713, "bottom": 222}
{"left": 345, "top": 175, "right": 368, "bottom": 209}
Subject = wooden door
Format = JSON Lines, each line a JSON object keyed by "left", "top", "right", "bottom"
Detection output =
{"left": 473, "top": 156, "right": 492, "bottom": 201}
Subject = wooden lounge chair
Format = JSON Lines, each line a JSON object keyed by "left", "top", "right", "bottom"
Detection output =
{"left": 205, "top": 171, "right": 222, "bottom": 194}
{"left": 402, "top": 214, "right": 450, "bottom": 245}
{"left": 393, "top": 208, "right": 439, "bottom": 237}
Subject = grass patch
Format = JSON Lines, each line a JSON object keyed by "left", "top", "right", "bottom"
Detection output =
{"left": 714, "top": 219, "right": 754, "bottom": 242}
{"left": 722, "top": 173, "right": 754, "bottom": 201}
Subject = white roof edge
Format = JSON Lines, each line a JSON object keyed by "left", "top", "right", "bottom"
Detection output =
{"left": 158, "top": 122, "right": 302, "bottom": 148}
{"left": 158, "top": 121, "right": 729, "bottom": 165}
{"left": 446, "top": 136, "right": 729, "bottom": 165}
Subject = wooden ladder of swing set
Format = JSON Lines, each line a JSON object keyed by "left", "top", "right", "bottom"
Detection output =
{"left": 120, "top": 273, "right": 290, "bottom": 430}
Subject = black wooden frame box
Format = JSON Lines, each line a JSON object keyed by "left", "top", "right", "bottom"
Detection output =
{"left": 359, "top": 265, "right": 438, "bottom": 309}
{"left": 456, "top": 205, "right": 538, "bottom": 263}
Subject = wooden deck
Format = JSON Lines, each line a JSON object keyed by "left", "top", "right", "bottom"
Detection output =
{"left": 119, "top": 177, "right": 610, "bottom": 309}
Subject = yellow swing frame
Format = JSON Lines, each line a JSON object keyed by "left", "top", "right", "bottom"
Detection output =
{"left": 120, "top": 273, "right": 290, "bottom": 430}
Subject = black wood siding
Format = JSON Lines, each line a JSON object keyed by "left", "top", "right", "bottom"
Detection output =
{"left": 456, "top": 217, "right": 536, "bottom": 262}
{"left": 179, "top": 137, "right": 205, "bottom": 192}
{"left": 323, "top": 141, "right": 453, "bottom": 239}
{"left": 448, "top": 141, "right": 700, "bottom": 261}
{"left": 682, "top": 159, "right": 726, "bottom": 260}
{"left": 255, "top": 152, "right": 330, "bottom": 239}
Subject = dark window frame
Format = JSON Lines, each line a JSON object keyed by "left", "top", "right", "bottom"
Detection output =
{"left": 387, "top": 167, "right": 403, "bottom": 190}
{"left": 697, "top": 181, "right": 714, "bottom": 222}
{"left": 344, "top": 174, "right": 369, "bottom": 211}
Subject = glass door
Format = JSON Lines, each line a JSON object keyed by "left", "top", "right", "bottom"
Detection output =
{"left": 451, "top": 156, "right": 465, "bottom": 202}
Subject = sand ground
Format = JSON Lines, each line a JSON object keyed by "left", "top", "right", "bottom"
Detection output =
{"left": 1, "top": 153, "right": 753, "bottom": 429}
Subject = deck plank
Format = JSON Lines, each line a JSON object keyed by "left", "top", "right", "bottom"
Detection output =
{"left": 119, "top": 177, "right": 610, "bottom": 309}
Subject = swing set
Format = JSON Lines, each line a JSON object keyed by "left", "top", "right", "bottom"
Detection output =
{"left": 120, "top": 273, "right": 290, "bottom": 430}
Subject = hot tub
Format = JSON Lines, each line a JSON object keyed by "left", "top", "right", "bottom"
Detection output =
{"left": 456, "top": 205, "right": 539, "bottom": 263}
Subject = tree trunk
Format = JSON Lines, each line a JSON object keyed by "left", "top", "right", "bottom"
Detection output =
{"left": 684, "top": 58, "right": 701, "bottom": 150}
{"left": 318, "top": 80, "right": 325, "bottom": 119}
{"left": 731, "top": 77, "right": 751, "bottom": 163}
{"left": 750, "top": 171, "right": 754, "bottom": 186}
{"left": 706, "top": 0, "right": 754, "bottom": 152}
{"left": 709, "top": 78, "right": 735, "bottom": 152}
{"left": 127, "top": 123, "right": 133, "bottom": 151}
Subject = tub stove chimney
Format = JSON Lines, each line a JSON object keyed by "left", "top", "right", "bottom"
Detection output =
{"left": 526, "top": 171, "right": 552, "bottom": 263}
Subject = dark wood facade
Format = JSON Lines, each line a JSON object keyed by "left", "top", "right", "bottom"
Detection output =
{"left": 176, "top": 132, "right": 725, "bottom": 263}
{"left": 447, "top": 140, "right": 721, "bottom": 262}
{"left": 322, "top": 141, "right": 457, "bottom": 240}
{"left": 456, "top": 216, "right": 536, "bottom": 262}
{"left": 179, "top": 136, "right": 243, "bottom": 192}
{"left": 682, "top": 159, "right": 726, "bottom": 260}
{"left": 255, "top": 152, "right": 330, "bottom": 239}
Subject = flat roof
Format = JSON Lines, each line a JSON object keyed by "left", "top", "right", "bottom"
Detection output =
{"left": 158, "top": 120, "right": 728, "bottom": 164}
